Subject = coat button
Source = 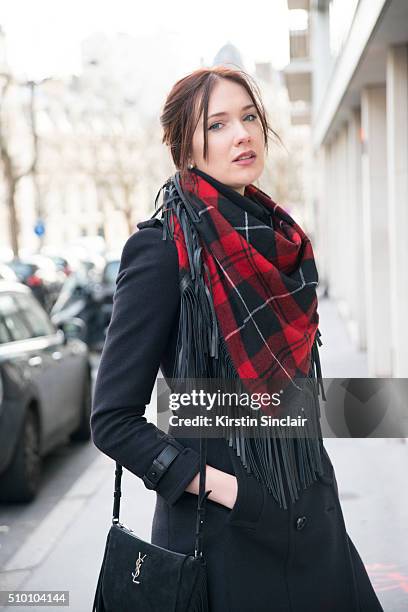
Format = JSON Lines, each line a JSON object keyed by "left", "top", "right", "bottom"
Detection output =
{"left": 295, "top": 516, "right": 307, "bottom": 530}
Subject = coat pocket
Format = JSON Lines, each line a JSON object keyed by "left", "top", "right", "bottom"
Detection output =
{"left": 225, "top": 447, "right": 264, "bottom": 528}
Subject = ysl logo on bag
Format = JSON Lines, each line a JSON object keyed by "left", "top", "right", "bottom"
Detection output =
{"left": 132, "top": 552, "right": 147, "bottom": 584}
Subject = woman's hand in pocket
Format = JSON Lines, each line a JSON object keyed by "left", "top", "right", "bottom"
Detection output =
{"left": 185, "top": 465, "right": 238, "bottom": 509}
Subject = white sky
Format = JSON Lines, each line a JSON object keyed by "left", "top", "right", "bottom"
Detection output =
{"left": 0, "top": 0, "right": 290, "bottom": 81}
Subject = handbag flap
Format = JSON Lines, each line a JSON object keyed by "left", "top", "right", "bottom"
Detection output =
{"left": 101, "top": 524, "right": 202, "bottom": 612}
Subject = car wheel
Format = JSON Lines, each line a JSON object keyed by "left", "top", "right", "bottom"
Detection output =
{"left": 0, "top": 409, "right": 41, "bottom": 503}
{"left": 70, "top": 372, "right": 92, "bottom": 442}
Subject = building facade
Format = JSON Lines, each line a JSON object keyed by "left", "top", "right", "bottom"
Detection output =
{"left": 285, "top": 0, "right": 408, "bottom": 377}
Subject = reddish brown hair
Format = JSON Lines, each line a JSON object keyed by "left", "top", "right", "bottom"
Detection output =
{"left": 160, "top": 65, "right": 282, "bottom": 182}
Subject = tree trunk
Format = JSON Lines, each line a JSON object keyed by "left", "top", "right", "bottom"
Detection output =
{"left": 8, "top": 181, "right": 19, "bottom": 256}
{"left": 124, "top": 208, "right": 133, "bottom": 235}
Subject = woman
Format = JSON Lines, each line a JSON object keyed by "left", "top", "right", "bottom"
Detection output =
{"left": 91, "top": 66, "right": 383, "bottom": 611}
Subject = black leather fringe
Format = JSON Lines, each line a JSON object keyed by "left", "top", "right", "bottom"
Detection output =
{"left": 225, "top": 359, "right": 325, "bottom": 509}
{"left": 161, "top": 179, "right": 326, "bottom": 510}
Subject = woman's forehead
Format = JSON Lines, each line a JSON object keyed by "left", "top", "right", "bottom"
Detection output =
{"left": 196, "top": 83, "right": 253, "bottom": 125}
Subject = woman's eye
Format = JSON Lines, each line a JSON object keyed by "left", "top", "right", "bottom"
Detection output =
{"left": 208, "top": 114, "right": 258, "bottom": 131}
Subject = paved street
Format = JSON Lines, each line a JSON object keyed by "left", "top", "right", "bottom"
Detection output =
{"left": 0, "top": 297, "right": 407, "bottom": 611}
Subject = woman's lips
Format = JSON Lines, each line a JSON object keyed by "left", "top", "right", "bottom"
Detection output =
{"left": 233, "top": 155, "right": 256, "bottom": 166}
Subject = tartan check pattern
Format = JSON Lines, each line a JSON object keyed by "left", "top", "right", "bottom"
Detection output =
{"left": 168, "top": 169, "right": 320, "bottom": 394}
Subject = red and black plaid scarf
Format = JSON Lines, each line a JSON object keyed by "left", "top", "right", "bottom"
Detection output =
{"left": 157, "top": 168, "right": 326, "bottom": 509}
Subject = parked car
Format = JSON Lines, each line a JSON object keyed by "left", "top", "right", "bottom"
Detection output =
{"left": 101, "top": 255, "right": 121, "bottom": 288}
{"left": 43, "top": 254, "right": 73, "bottom": 277}
{"left": 7, "top": 255, "right": 65, "bottom": 313}
{"left": 51, "top": 263, "right": 106, "bottom": 351}
{"left": 89, "top": 254, "right": 121, "bottom": 351}
{"left": 0, "top": 263, "right": 18, "bottom": 282}
{"left": 0, "top": 280, "right": 92, "bottom": 503}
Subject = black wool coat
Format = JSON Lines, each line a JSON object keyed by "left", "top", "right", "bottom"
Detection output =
{"left": 91, "top": 223, "right": 384, "bottom": 612}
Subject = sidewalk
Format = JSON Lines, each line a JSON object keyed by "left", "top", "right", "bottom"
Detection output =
{"left": 317, "top": 294, "right": 369, "bottom": 378}
{"left": 317, "top": 296, "right": 408, "bottom": 610}
{"left": 1, "top": 297, "right": 406, "bottom": 611}
{"left": 0, "top": 451, "right": 156, "bottom": 611}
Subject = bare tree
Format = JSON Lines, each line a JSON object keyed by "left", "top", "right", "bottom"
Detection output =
{"left": 73, "top": 95, "right": 165, "bottom": 236}
{"left": 0, "top": 73, "right": 37, "bottom": 256}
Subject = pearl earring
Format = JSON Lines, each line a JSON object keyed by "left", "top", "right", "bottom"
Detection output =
{"left": 188, "top": 162, "right": 195, "bottom": 170}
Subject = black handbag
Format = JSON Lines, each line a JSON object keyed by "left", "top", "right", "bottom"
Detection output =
{"left": 92, "top": 437, "right": 211, "bottom": 611}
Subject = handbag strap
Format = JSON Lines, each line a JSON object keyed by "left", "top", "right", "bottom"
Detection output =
{"left": 113, "top": 192, "right": 212, "bottom": 559}
{"left": 111, "top": 436, "right": 211, "bottom": 560}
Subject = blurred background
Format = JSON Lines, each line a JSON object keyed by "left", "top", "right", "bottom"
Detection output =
{"left": 0, "top": 1, "right": 407, "bottom": 610}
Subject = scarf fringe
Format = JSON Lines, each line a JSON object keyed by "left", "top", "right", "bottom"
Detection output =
{"left": 311, "top": 328, "right": 327, "bottom": 401}
{"left": 162, "top": 180, "right": 326, "bottom": 510}
{"left": 226, "top": 355, "right": 324, "bottom": 510}
{"left": 165, "top": 196, "right": 220, "bottom": 380}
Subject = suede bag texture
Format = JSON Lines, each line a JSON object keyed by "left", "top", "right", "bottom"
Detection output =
{"left": 93, "top": 523, "right": 209, "bottom": 611}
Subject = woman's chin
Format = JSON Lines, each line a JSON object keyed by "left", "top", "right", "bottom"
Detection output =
{"left": 231, "top": 163, "right": 263, "bottom": 183}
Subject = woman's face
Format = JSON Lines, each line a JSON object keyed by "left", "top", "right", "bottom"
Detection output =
{"left": 190, "top": 78, "right": 265, "bottom": 195}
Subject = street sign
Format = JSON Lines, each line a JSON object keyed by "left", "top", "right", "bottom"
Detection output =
{"left": 34, "top": 220, "right": 45, "bottom": 237}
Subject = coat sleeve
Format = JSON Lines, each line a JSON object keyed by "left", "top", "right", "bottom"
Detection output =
{"left": 90, "top": 226, "right": 200, "bottom": 506}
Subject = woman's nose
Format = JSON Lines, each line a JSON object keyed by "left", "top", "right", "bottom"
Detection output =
{"left": 233, "top": 121, "right": 251, "bottom": 144}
